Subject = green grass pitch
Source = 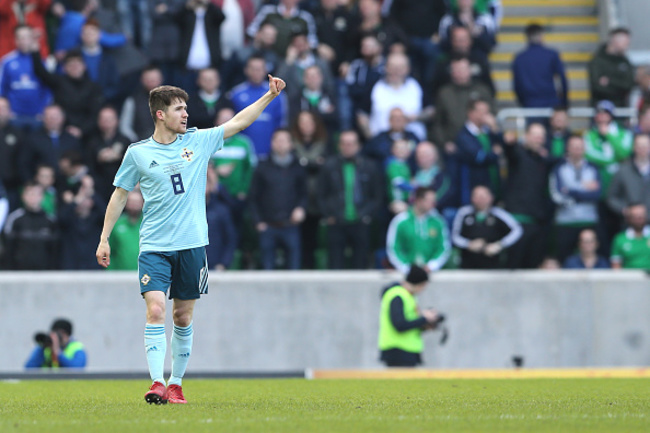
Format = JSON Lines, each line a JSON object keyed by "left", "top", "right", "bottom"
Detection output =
{"left": 1, "top": 378, "right": 649, "bottom": 432}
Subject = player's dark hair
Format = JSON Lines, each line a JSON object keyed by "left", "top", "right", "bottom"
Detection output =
{"left": 414, "top": 186, "right": 434, "bottom": 200}
{"left": 51, "top": 319, "right": 73, "bottom": 336}
{"left": 553, "top": 105, "right": 568, "bottom": 113}
{"left": 148, "top": 86, "right": 189, "bottom": 123}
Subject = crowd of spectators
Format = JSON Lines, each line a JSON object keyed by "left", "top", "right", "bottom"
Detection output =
{"left": 1, "top": 0, "right": 649, "bottom": 272}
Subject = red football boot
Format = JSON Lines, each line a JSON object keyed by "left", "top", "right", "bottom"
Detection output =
{"left": 166, "top": 384, "right": 187, "bottom": 404}
{"left": 144, "top": 381, "right": 167, "bottom": 405}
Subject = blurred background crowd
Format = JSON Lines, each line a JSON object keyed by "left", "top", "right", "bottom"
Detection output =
{"left": 1, "top": 0, "right": 648, "bottom": 272}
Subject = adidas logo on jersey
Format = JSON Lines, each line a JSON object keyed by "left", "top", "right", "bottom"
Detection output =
{"left": 149, "top": 160, "right": 159, "bottom": 168}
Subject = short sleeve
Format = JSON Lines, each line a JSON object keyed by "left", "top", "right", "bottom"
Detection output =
{"left": 113, "top": 148, "right": 140, "bottom": 191}
{"left": 610, "top": 235, "right": 623, "bottom": 263}
{"left": 197, "top": 126, "right": 225, "bottom": 155}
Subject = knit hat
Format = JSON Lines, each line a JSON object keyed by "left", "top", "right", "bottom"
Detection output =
{"left": 406, "top": 265, "right": 429, "bottom": 285}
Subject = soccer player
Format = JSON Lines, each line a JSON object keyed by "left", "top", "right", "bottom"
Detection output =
{"left": 95, "top": 75, "right": 286, "bottom": 404}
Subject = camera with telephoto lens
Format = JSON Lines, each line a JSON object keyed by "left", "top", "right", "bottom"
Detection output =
{"left": 34, "top": 332, "right": 52, "bottom": 347}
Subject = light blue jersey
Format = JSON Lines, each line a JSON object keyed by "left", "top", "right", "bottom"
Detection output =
{"left": 114, "top": 126, "right": 224, "bottom": 252}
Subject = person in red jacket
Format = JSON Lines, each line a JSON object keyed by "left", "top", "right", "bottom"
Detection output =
{"left": 0, "top": 0, "right": 52, "bottom": 58}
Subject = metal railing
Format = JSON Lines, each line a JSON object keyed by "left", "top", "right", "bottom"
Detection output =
{"left": 496, "top": 107, "right": 638, "bottom": 136}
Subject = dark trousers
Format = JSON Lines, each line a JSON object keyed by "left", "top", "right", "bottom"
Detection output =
{"left": 300, "top": 214, "right": 321, "bottom": 270}
{"left": 555, "top": 224, "right": 596, "bottom": 263}
{"left": 259, "top": 225, "right": 301, "bottom": 270}
{"left": 327, "top": 221, "right": 370, "bottom": 269}
{"left": 507, "top": 222, "right": 549, "bottom": 269}
{"left": 380, "top": 349, "right": 422, "bottom": 367}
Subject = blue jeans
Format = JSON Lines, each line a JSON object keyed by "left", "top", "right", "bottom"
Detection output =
{"left": 258, "top": 226, "right": 301, "bottom": 270}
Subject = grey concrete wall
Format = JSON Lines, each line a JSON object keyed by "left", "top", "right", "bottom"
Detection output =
{"left": 1, "top": 271, "right": 649, "bottom": 372}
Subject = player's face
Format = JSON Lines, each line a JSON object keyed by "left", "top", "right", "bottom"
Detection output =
{"left": 162, "top": 99, "right": 188, "bottom": 134}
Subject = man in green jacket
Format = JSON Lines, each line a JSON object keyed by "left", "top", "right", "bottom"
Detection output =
{"left": 386, "top": 186, "right": 451, "bottom": 273}
{"left": 588, "top": 27, "right": 635, "bottom": 107}
{"left": 378, "top": 265, "right": 441, "bottom": 367}
{"left": 583, "top": 100, "right": 633, "bottom": 196}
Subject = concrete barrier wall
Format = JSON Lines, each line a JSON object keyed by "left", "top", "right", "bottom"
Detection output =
{"left": 1, "top": 271, "right": 649, "bottom": 372}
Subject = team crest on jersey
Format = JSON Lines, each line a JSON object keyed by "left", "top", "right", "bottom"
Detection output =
{"left": 181, "top": 148, "right": 194, "bottom": 162}
{"left": 429, "top": 228, "right": 437, "bottom": 237}
{"left": 141, "top": 274, "right": 151, "bottom": 286}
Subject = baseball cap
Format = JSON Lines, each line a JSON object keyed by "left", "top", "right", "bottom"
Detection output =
{"left": 596, "top": 100, "right": 615, "bottom": 117}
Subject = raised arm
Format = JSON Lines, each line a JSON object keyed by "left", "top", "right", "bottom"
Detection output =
{"left": 96, "top": 187, "right": 129, "bottom": 268}
{"left": 222, "top": 75, "right": 286, "bottom": 139}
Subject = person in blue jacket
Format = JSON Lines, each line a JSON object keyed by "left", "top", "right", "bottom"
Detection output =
{"left": 512, "top": 24, "right": 568, "bottom": 110}
{"left": 228, "top": 55, "right": 288, "bottom": 157}
{"left": 0, "top": 25, "right": 51, "bottom": 131}
{"left": 25, "top": 318, "right": 87, "bottom": 369}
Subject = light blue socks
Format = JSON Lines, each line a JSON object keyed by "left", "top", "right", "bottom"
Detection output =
{"left": 168, "top": 322, "right": 193, "bottom": 386}
{"left": 144, "top": 323, "right": 166, "bottom": 384}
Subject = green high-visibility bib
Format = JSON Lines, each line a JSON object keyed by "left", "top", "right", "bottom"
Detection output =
{"left": 378, "top": 285, "right": 423, "bottom": 353}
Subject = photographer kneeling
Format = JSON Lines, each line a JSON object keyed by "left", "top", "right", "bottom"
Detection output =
{"left": 25, "top": 319, "right": 87, "bottom": 369}
{"left": 379, "top": 265, "right": 443, "bottom": 367}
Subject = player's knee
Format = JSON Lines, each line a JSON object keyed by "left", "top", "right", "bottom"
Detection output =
{"left": 172, "top": 309, "right": 192, "bottom": 327}
{"left": 147, "top": 303, "right": 166, "bottom": 323}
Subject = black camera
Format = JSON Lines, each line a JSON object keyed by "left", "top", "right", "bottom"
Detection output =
{"left": 432, "top": 313, "right": 446, "bottom": 327}
{"left": 34, "top": 332, "right": 52, "bottom": 347}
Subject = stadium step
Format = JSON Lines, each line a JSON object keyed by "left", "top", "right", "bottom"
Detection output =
{"left": 494, "top": 0, "right": 600, "bottom": 109}
{"left": 502, "top": 0, "right": 597, "bottom": 17}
